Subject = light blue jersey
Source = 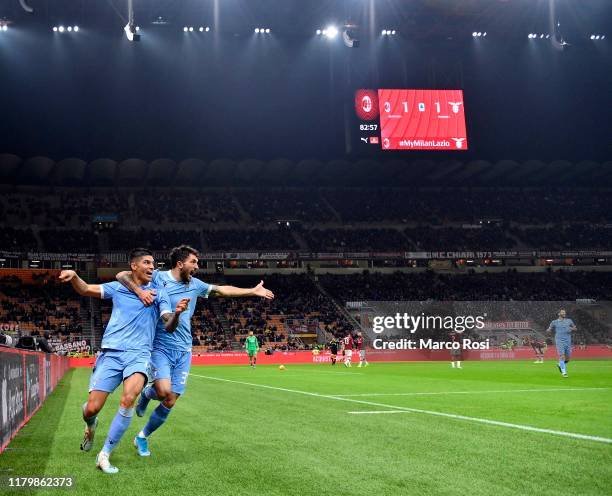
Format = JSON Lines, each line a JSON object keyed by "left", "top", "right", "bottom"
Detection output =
{"left": 151, "top": 271, "right": 212, "bottom": 352}
{"left": 549, "top": 318, "right": 575, "bottom": 342}
{"left": 100, "top": 281, "right": 172, "bottom": 351}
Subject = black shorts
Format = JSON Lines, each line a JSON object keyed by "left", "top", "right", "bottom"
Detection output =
{"left": 450, "top": 349, "right": 463, "bottom": 359}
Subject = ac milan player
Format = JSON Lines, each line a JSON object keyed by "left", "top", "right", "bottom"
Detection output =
{"left": 449, "top": 331, "right": 463, "bottom": 369}
{"left": 342, "top": 331, "right": 354, "bottom": 367}
{"left": 355, "top": 332, "right": 368, "bottom": 368}
{"left": 526, "top": 335, "right": 546, "bottom": 364}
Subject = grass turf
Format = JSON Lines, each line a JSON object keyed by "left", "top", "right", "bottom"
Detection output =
{"left": 1, "top": 360, "right": 611, "bottom": 495}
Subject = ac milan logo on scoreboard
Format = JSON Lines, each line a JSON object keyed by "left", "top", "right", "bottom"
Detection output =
{"left": 354, "top": 89, "right": 379, "bottom": 121}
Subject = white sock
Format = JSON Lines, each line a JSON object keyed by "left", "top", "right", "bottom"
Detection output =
{"left": 138, "top": 430, "right": 146, "bottom": 438}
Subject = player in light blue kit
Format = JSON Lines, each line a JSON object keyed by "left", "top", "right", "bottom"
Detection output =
{"left": 547, "top": 308, "right": 577, "bottom": 378}
{"left": 59, "top": 248, "right": 190, "bottom": 474}
{"left": 116, "top": 245, "right": 274, "bottom": 456}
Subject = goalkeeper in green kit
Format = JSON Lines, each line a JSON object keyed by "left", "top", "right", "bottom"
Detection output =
{"left": 245, "top": 330, "right": 260, "bottom": 368}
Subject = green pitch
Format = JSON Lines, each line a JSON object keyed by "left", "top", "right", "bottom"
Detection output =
{"left": 1, "top": 361, "right": 611, "bottom": 496}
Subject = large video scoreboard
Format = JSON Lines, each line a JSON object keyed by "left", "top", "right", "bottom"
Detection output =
{"left": 355, "top": 89, "right": 468, "bottom": 151}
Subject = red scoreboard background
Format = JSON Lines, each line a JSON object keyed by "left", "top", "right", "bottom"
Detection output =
{"left": 355, "top": 89, "right": 468, "bottom": 151}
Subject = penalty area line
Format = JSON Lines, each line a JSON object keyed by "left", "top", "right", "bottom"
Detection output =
{"left": 189, "top": 373, "right": 612, "bottom": 445}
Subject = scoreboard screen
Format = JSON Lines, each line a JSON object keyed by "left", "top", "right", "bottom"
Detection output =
{"left": 355, "top": 89, "right": 468, "bottom": 151}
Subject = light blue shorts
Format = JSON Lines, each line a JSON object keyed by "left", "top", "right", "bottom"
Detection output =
{"left": 88, "top": 349, "right": 151, "bottom": 393}
{"left": 151, "top": 348, "right": 192, "bottom": 395}
{"left": 556, "top": 339, "right": 572, "bottom": 359}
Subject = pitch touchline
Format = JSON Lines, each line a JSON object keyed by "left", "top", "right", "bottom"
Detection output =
{"left": 333, "top": 387, "right": 610, "bottom": 397}
{"left": 189, "top": 373, "right": 612, "bottom": 445}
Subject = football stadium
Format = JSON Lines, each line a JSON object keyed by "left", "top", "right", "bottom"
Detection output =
{"left": 1, "top": 0, "right": 611, "bottom": 494}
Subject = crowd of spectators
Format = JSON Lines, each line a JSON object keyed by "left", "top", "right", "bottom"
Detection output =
{"left": 202, "top": 229, "right": 299, "bottom": 251}
{"left": 2, "top": 269, "right": 611, "bottom": 348}
{"left": 39, "top": 229, "right": 99, "bottom": 253}
{"left": 0, "top": 273, "right": 83, "bottom": 334}
{"left": 512, "top": 225, "right": 612, "bottom": 250}
{"left": 323, "top": 189, "right": 612, "bottom": 224}
{"left": 240, "top": 190, "right": 334, "bottom": 224}
{"left": 108, "top": 229, "right": 201, "bottom": 251}
{"left": 2, "top": 188, "right": 612, "bottom": 253}
{"left": 302, "top": 228, "right": 408, "bottom": 251}
{"left": 405, "top": 226, "right": 515, "bottom": 251}
{"left": 133, "top": 191, "right": 241, "bottom": 224}
{"left": 0, "top": 227, "right": 38, "bottom": 252}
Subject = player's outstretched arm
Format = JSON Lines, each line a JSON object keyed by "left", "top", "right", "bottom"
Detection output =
{"left": 116, "top": 270, "right": 156, "bottom": 306}
{"left": 58, "top": 270, "right": 101, "bottom": 298}
{"left": 211, "top": 280, "right": 274, "bottom": 299}
{"left": 160, "top": 298, "right": 190, "bottom": 332}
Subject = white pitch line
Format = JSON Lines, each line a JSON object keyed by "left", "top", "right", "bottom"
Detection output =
{"left": 349, "top": 410, "right": 410, "bottom": 415}
{"left": 333, "top": 387, "right": 611, "bottom": 397}
{"left": 189, "top": 373, "right": 612, "bottom": 445}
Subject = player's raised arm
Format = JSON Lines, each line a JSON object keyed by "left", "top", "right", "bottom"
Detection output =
{"left": 116, "top": 270, "right": 157, "bottom": 306}
{"left": 210, "top": 280, "right": 274, "bottom": 299}
{"left": 160, "top": 298, "right": 190, "bottom": 332}
{"left": 58, "top": 270, "right": 102, "bottom": 298}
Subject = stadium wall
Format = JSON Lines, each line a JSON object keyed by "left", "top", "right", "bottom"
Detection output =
{"left": 67, "top": 346, "right": 612, "bottom": 368}
{"left": 0, "top": 348, "right": 70, "bottom": 454}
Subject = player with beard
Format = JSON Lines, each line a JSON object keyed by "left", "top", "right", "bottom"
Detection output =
{"left": 59, "top": 248, "right": 189, "bottom": 474}
{"left": 115, "top": 245, "right": 274, "bottom": 456}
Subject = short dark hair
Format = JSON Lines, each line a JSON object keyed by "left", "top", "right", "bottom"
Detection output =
{"left": 169, "top": 245, "right": 199, "bottom": 268}
{"left": 129, "top": 248, "right": 153, "bottom": 262}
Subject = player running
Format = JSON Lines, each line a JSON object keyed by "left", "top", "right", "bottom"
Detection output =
{"left": 526, "top": 335, "right": 546, "bottom": 364}
{"left": 59, "top": 248, "right": 189, "bottom": 474}
{"left": 115, "top": 245, "right": 273, "bottom": 456}
{"left": 355, "top": 332, "right": 368, "bottom": 367}
{"left": 245, "top": 330, "right": 260, "bottom": 367}
{"left": 342, "top": 331, "right": 354, "bottom": 367}
{"left": 547, "top": 308, "right": 576, "bottom": 378}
